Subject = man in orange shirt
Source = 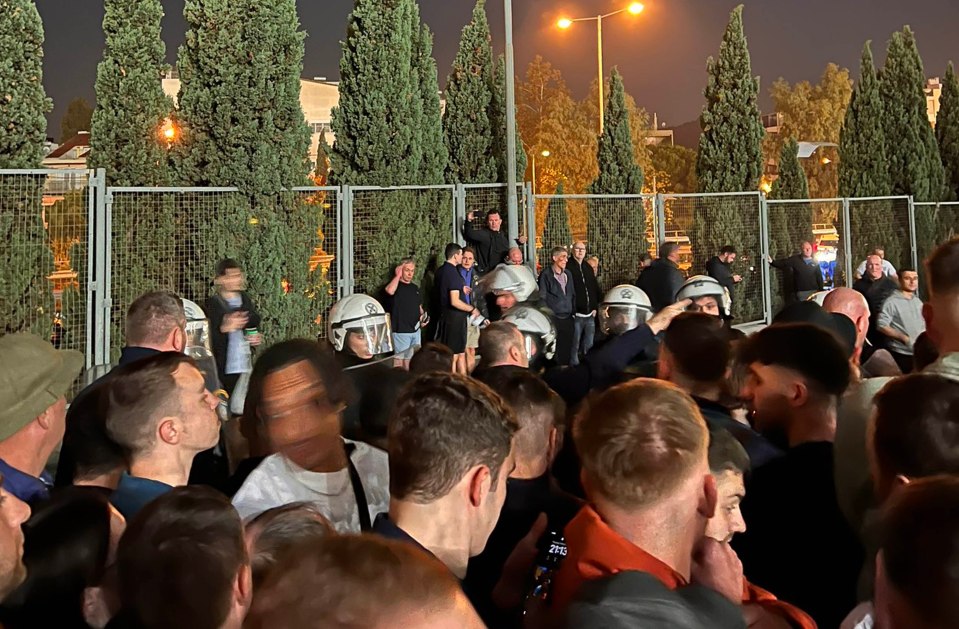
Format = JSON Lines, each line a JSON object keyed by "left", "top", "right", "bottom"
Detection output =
{"left": 552, "top": 379, "right": 814, "bottom": 627}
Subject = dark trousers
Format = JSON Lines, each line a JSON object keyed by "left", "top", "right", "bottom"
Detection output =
{"left": 554, "top": 316, "right": 575, "bottom": 367}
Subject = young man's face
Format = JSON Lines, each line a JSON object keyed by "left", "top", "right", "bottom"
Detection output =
{"left": 741, "top": 362, "right": 797, "bottom": 448}
{"left": 174, "top": 363, "right": 221, "bottom": 452}
{"left": 688, "top": 296, "right": 721, "bottom": 317}
{"left": 723, "top": 252, "right": 737, "bottom": 265}
{"left": 900, "top": 271, "right": 919, "bottom": 294}
{"left": 450, "top": 250, "right": 463, "bottom": 266}
{"left": 461, "top": 252, "right": 475, "bottom": 270}
{"left": 0, "top": 483, "right": 30, "bottom": 600}
{"left": 704, "top": 470, "right": 746, "bottom": 543}
{"left": 401, "top": 263, "right": 416, "bottom": 284}
{"left": 218, "top": 268, "right": 245, "bottom": 292}
{"left": 487, "top": 213, "right": 502, "bottom": 232}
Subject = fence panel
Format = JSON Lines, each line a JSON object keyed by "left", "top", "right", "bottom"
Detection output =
{"left": 349, "top": 186, "right": 455, "bottom": 298}
{"left": 460, "top": 184, "right": 530, "bottom": 264}
{"left": 846, "top": 197, "right": 912, "bottom": 279}
{"left": 0, "top": 169, "right": 94, "bottom": 379}
{"left": 663, "top": 193, "right": 766, "bottom": 325}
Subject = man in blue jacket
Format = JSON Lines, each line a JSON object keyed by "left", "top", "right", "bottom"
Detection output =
{"left": 538, "top": 247, "right": 576, "bottom": 366}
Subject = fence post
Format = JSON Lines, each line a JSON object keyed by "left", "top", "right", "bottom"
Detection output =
{"left": 523, "top": 182, "right": 535, "bottom": 265}
{"left": 841, "top": 197, "right": 853, "bottom": 287}
{"left": 654, "top": 194, "right": 666, "bottom": 248}
{"left": 907, "top": 195, "right": 919, "bottom": 272}
{"left": 341, "top": 185, "right": 354, "bottom": 296}
{"left": 759, "top": 193, "right": 773, "bottom": 325}
{"left": 98, "top": 184, "right": 113, "bottom": 365}
{"left": 454, "top": 184, "right": 465, "bottom": 245}
{"left": 85, "top": 169, "right": 104, "bottom": 369}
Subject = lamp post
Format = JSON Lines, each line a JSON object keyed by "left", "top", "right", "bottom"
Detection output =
{"left": 557, "top": 2, "right": 644, "bottom": 135}
{"left": 531, "top": 149, "right": 551, "bottom": 195}
{"left": 504, "top": 0, "right": 520, "bottom": 245}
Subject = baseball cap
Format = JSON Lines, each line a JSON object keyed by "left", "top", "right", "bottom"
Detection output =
{"left": 773, "top": 301, "right": 857, "bottom": 359}
{"left": 0, "top": 333, "right": 84, "bottom": 442}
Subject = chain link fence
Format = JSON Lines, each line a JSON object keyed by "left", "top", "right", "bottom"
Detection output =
{"left": 1, "top": 169, "right": 94, "bottom": 386}
{"left": 459, "top": 184, "right": 531, "bottom": 266}
{"left": 846, "top": 197, "right": 914, "bottom": 279}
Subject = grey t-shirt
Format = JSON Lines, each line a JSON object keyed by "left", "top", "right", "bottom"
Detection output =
{"left": 876, "top": 291, "right": 925, "bottom": 355}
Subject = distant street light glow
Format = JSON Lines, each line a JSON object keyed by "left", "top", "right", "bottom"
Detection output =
{"left": 557, "top": 17, "right": 572, "bottom": 29}
{"left": 541, "top": 150, "right": 551, "bottom": 157}
{"left": 628, "top": 3, "right": 644, "bottom": 15}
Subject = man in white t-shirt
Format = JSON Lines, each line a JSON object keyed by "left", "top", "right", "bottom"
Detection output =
{"left": 232, "top": 340, "right": 389, "bottom": 531}
{"left": 854, "top": 247, "right": 897, "bottom": 280}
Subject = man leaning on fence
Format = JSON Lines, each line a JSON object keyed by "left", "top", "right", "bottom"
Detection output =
{"left": 706, "top": 246, "right": 742, "bottom": 321}
{"left": 463, "top": 209, "right": 527, "bottom": 274}
{"left": 768, "top": 241, "right": 823, "bottom": 305}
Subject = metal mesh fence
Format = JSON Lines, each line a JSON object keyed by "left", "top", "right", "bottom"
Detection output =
{"left": 1, "top": 170, "right": 92, "bottom": 380}
{"left": 349, "top": 186, "right": 455, "bottom": 299}
{"left": 766, "top": 199, "right": 843, "bottom": 315}
{"left": 460, "top": 184, "right": 531, "bottom": 266}
{"left": 846, "top": 197, "right": 913, "bottom": 278}
{"left": 663, "top": 193, "right": 766, "bottom": 325}
{"left": 107, "top": 187, "right": 336, "bottom": 359}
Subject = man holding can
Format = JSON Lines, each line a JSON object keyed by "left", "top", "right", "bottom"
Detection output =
{"left": 207, "top": 258, "right": 262, "bottom": 399}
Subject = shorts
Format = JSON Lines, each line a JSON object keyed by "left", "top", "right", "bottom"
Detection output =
{"left": 392, "top": 331, "right": 421, "bottom": 360}
{"left": 466, "top": 322, "right": 480, "bottom": 349}
{"left": 436, "top": 310, "right": 468, "bottom": 354}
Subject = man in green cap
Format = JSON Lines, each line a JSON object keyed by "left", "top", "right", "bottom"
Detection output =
{"left": 0, "top": 333, "right": 83, "bottom": 504}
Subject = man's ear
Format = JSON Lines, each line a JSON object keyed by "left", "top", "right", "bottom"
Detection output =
{"left": 236, "top": 563, "right": 253, "bottom": 609}
{"left": 157, "top": 418, "right": 180, "bottom": 445}
{"left": 790, "top": 380, "right": 809, "bottom": 408}
{"left": 467, "top": 465, "right": 492, "bottom": 508}
{"left": 698, "top": 473, "right": 718, "bottom": 520}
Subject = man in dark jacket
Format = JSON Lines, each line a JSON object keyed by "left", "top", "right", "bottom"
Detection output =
{"left": 206, "top": 259, "right": 262, "bottom": 398}
{"left": 462, "top": 209, "right": 526, "bottom": 274}
{"left": 637, "top": 242, "right": 685, "bottom": 312}
{"left": 538, "top": 247, "right": 576, "bottom": 366}
{"left": 706, "top": 246, "right": 742, "bottom": 320}
{"left": 568, "top": 241, "right": 601, "bottom": 366}
{"left": 769, "top": 241, "right": 824, "bottom": 304}
{"left": 853, "top": 254, "right": 899, "bottom": 351}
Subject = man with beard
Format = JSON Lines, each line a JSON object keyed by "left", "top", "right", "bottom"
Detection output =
{"left": 732, "top": 324, "right": 862, "bottom": 629}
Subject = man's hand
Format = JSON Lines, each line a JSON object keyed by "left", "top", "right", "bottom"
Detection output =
{"left": 221, "top": 311, "right": 249, "bottom": 334}
{"left": 467, "top": 211, "right": 475, "bottom": 222}
{"left": 394, "top": 265, "right": 404, "bottom": 278}
{"left": 765, "top": 254, "right": 773, "bottom": 264}
{"left": 518, "top": 235, "right": 528, "bottom": 245}
{"left": 647, "top": 299, "right": 691, "bottom": 335}
{"left": 463, "top": 285, "right": 472, "bottom": 296}
{"left": 690, "top": 537, "right": 744, "bottom": 604}
{"left": 733, "top": 274, "right": 743, "bottom": 283}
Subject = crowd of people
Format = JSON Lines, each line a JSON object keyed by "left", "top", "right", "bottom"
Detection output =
{"left": 0, "top": 207, "right": 957, "bottom": 629}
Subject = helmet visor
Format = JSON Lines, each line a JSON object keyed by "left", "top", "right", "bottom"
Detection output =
{"left": 343, "top": 313, "right": 394, "bottom": 357}
{"left": 599, "top": 305, "right": 646, "bottom": 336}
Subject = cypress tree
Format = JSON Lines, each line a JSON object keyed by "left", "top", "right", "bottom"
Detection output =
{"left": 769, "top": 137, "right": 812, "bottom": 256}
{"left": 0, "top": 0, "right": 55, "bottom": 336}
{"left": 937, "top": 63, "right": 959, "bottom": 239}
{"left": 491, "top": 55, "right": 528, "bottom": 184}
{"left": 692, "top": 5, "right": 763, "bottom": 319}
{"left": 443, "top": 0, "right": 497, "bottom": 183}
{"left": 587, "top": 68, "right": 644, "bottom": 290}
{"left": 413, "top": 17, "right": 447, "bottom": 185}
{"left": 540, "top": 182, "right": 573, "bottom": 268}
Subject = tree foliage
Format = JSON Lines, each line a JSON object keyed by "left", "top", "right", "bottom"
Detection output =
{"left": 60, "top": 98, "right": 94, "bottom": 143}
{"left": 413, "top": 16, "right": 447, "bottom": 185}
{"left": 769, "top": 138, "right": 812, "bottom": 261}
{"left": 936, "top": 63, "right": 959, "bottom": 240}
{"left": 540, "top": 182, "right": 573, "bottom": 268}
{"left": 491, "top": 55, "right": 527, "bottom": 184}
{"left": 649, "top": 145, "right": 697, "bottom": 194}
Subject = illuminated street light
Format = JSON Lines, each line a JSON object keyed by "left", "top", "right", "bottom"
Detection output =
{"left": 554, "top": 3, "right": 647, "bottom": 133}
{"left": 541, "top": 150, "right": 551, "bottom": 157}
{"left": 160, "top": 117, "right": 178, "bottom": 145}
{"left": 821, "top": 156, "right": 832, "bottom": 165}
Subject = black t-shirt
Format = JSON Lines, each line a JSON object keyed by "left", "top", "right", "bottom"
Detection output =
{"left": 732, "top": 441, "right": 863, "bottom": 629}
{"left": 389, "top": 282, "right": 421, "bottom": 333}
{"left": 437, "top": 262, "right": 465, "bottom": 313}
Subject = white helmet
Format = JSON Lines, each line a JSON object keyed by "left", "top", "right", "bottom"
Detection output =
{"left": 501, "top": 306, "right": 556, "bottom": 361}
{"left": 599, "top": 285, "right": 652, "bottom": 336}
{"left": 480, "top": 263, "right": 537, "bottom": 302}
{"left": 807, "top": 290, "right": 831, "bottom": 306}
{"left": 181, "top": 298, "right": 228, "bottom": 417}
{"left": 676, "top": 275, "right": 731, "bottom": 317}
{"left": 328, "top": 294, "right": 394, "bottom": 356}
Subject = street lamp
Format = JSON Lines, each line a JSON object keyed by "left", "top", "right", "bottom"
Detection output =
{"left": 557, "top": 3, "right": 645, "bottom": 134}
{"left": 160, "top": 117, "right": 178, "bottom": 146}
{"left": 531, "top": 149, "right": 551, "bottom": 195}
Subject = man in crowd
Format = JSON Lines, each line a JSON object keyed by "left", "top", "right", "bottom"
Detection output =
{"left": 232, "top": 340, "right": 390, "bottom": 530}
{"left": 0, "top": 333, "right": 83, "bottom": 503}
{"left": 115, "top": 487, "right": 251, "bottom": 629}
{"left": 855, "top": 246, "right": 897, "bottom": 280}
{"left": 538, "top": 247, "right": 576, "bottom": 366}
{"left": 822, "top": 287, "right": 872, "bottom": 370}
{"left": 769, "top": 241, "right": 824, "bottom": 304}
{"left": 473, "top": 322, "right": 528, "bottom": 383}
{"left": 373, "top": 373, "right": 517, "bottom": 580}
{"left": 384, "top": 258, "right": 425, "bottom": 370}
{"left": 57, "top": 290, "right": 188, "bottom": 489}
{"left": 733, "top": 324, "right": 862, "bottom": 628}
{"left": 0, "top": 482, "right": 31, "bottom": 600}
{"left": 568, "top": 241, "right": 601, "bottom": 366}
{"left": 408, "top": 342, "right": 454, "bottom": 375}
{"left": 465, "top": 370, "right": 581, "bottom": 624}
{"left": 206, "top": 258, "right": 262, "bottom": 398}
{"left": 247, "top": 535, "right": 486, "bottom": 629}
{"left": 706, "top": 246, "right": 742, "bottom": 319}
{"left": 507, "top": 247, "right": 524, "bottom": 266}
{"left": 877, "top": 268, "right": 926, "bottom": 373}
{"left": 107, "top": 352, "right": 221, "bottom": 519}
{"left": 658, "top": 313, "right": 781, "bottom": 468}
{"left": 463, "top": 209, "right": 526, "bottom": 274}
{"left": 436, "top": 243, "right": 481, "bottom": 374}
{"left": 854, "top": 254, "right": 899, "bottom": 349}
{"left": 676, "top": 275, "right": 729, "bottom": 320}
{"left": 459, "top": 247, "right": 481, "bottom": 372}
{"left": 637, "top": 242, "right": 685, "bottom": 312}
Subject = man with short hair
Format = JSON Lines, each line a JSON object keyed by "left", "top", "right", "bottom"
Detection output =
{"left": 506, "top": 246, "right": 524, "bottom": 266}
{"left": 384, "top": 258, "right": 425, "bottom": 370}
{"left": 769, "top": 241, "right": 824, "bottom": 304}
{"left": 0, "top": 482, "right": 31, "bottom": 600}
{"left": 247, "top": 534, "right": 486, "bottom": 629}
{"left": 924, "top": 236, "right": 959, "bottom": 360}
{"left": 373, "top": 372, "right": 518, "bottom": 579}
{"left": 877, "top": 268, "right": 925, "bottom": 374}
{"left": 463, "top": 209, "right": 526, "bottom": 274}
{"left": 57, "top": 290, "right": 187, "bottom": 489}
{"left": 115, "top": 486, "right": 251, "bottom": 629}
{"left": 854, "top": 254, "right": 899, "bottom": 349}
{"left": 538, "top": 246, "right": 576, "bottom": 365}
{"left": 473, "top": 321, "right": 528, "bottom": 383}
{"left": 459, "top": 247, "right": 482, "bottom": 372}
{"left": 733, "top": 324, "right": 862, "bottom": 628}
{"left": 106, "top": 352, "right": 221, "bottom": 519}
{"left": 855, "top": 247, "right": 897, "bottom": 280}
{"left": 638, "top": 242, "right": 685, "bottom": 312}
{"left": 658, "top": 313, "right": 781, "bottom": 468}
{"left": 0, "top": 333, "right": 83, "bottom": 503}
{"left": 436, "top": 243, "right": 481, "bottom": 374}
{"left": 408, "top": 342, "right": 454, "bottom": 375}
{"left": 568, "top": 241, "right": 601, "bottom": 366}
{"left": 706, "top": 246, "right": 742, "bottom": 319}
{"left": 207, "top": 259, "right": 262, "bottom": 398}
{"left": 465, "top": 370, "right": 580, "bottom": 624}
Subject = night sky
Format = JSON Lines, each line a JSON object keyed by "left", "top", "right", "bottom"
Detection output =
{"left": 37, "top": 0, "right": 959, "bottom": 138}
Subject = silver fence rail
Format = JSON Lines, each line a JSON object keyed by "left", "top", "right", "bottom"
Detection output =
{"left": 3, "top": 164, "right": 958, "bottom": 371}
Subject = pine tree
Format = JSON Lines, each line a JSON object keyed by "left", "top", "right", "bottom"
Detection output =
{"left": 587, "top": 69, "right": 644, "bottom": 290}
{"left": 540, "top": 182, "right": 573, "bottom": 268}
{"left": 693, "top": 5, "right": 763, "bottom": 320}
{"left": 769, "top": 138, "right": 812, "bottom": 257}
{"left": 936, "top": 63, "right": 959, "bottom": 239}
{"left": 0, "top": 0, "right": 55, "bottom": 336}
{"left": 89, "top": 0, "right": 172, "bottom": 187}
{"left": 443, "top": 0, "right": 497, "bottom": 184}
{"left": 491, "top": 55, "right": 527, "bottom": 184}
{"left": 174, "top": 0, "right": 316, "bottom": 341}
{"left": 60, "top": 98, "right": 94, "bottom": 143}
{"left": 413, "top": 17, "right": 447, "bottom": 185}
